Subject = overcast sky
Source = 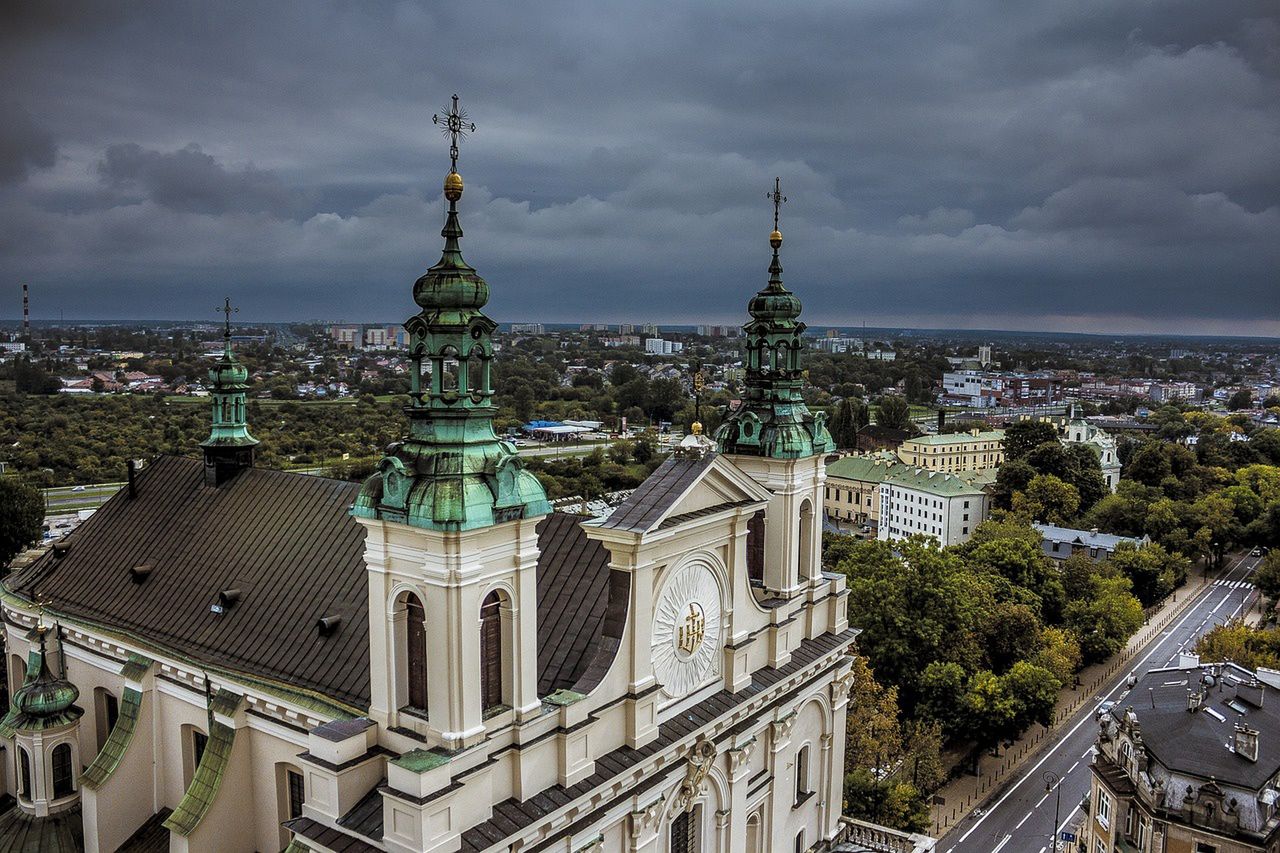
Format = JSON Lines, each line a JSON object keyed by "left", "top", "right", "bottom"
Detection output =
{"left": 1, "top": 1, "right": 1278, "bottom": 335}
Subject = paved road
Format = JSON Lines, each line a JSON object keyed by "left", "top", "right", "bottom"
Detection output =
{"left": 940, "top": 552, "right": 1262, "bottom": 853}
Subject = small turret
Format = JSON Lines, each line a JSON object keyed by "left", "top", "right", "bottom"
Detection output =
{"left": 200, "top": 298, "right": 258, "bottom": 486}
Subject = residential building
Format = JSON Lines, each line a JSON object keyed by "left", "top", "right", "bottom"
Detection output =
{"left": 1, "top": 162, "right": 859, "bottom": 852}
{"left": 330, "top": 323, "right": 362, "bottom": 349}
{"left": 977, "top": 345, "right": 992, "bottom": 367}
{"left": 1084, "top": 660, "right": 1280, "bottom": 853}
{"left": 644, "top": 337, "right": 684, "bottom": 355}
{"left": 896, "top": 429, "right": 1005, "bottom": 473}
{"left": 878, "top": 467, "right": 993, "bottom": 546}
{"left": 509, "top": 322, "right": 544, "bottom": 334}
{"left": 1150, "top": 381, "right": 1200, "bottom": 403}
{"left": 823, "top": 453, "right": 899, "bottom": 528}
{"left": 1033, "top": 523, "right": 1149, "bottom": 562}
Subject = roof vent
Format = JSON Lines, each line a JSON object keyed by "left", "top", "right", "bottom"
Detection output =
{"left": 53, "top": 541, "right": 72, "bottom": 558}
{"left": 218, "top": 589, "right": 242, "bottom": 608}
{"left": 1188, "top": 690, "right": 1204, "bottom": 713}
{"left": 1234, "top": 724, "right": 1260, "bottom": 762}
{"left": 129, "top": 564, "right": 153, "bottom": 583}
{"left": 316, "top": 615, "right": 342, "bottom": 637}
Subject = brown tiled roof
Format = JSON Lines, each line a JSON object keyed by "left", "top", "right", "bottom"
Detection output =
{"left": 534, "top": 513, "right": 619, "bottom": 696}
{"left": 6, "top": 456, "right": 371, "bottom": 709}
{"left": 4, "top": 456, "right": 622, "bottom": 711}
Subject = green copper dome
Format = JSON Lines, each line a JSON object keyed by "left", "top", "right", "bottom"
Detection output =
{"left": 354, "top": 158, "right": 549, "bottom": 532}
{"left": 1, "top": 628, "right": 84, "bottom": 735}
{"left": 714, "top": 211, "right": 833, "bottom": 460}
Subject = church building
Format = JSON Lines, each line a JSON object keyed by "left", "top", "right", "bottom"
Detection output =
{"left": 1, "top": 104, "right": 858, "bottom": 852}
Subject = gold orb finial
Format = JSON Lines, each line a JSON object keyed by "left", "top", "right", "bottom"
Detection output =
{"left": 444, "top": 171, "right": 464, "bottom": 202}
{"left": 691, "top": 421, "right": 703, "bottom": 436}
{"left": 770, "top": 229, "right": 783, "bottom": 249}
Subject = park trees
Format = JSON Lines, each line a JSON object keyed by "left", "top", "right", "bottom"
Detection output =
{"left": 875, "top": 395, "right": 912, "bottom": 431}
{"left": 0, "top": 477, "right": 44, "bottom": 568}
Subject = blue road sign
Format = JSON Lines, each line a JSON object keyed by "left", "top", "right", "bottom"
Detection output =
{"left": 1060, "top": 831, "right": 1077, "bottom": 842}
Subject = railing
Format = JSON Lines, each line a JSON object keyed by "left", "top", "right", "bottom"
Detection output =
{"left": 836, "top": 818, "right": 937, "bottom": 853}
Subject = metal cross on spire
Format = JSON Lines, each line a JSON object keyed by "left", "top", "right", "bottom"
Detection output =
{"left": 767, "top": 176, "right": 787, "bottom": 232}
{"left": 218, "top": 297, "right": 238, "bottom": 338}
{"left": 433, "top": 94, "right": 476, "bottom": 174}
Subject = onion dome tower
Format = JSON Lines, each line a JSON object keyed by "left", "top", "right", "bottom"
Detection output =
{"left": 0, "top": 621, "right": 85, "bottom": 819}
{"left": 200, "top": 298, "right": 258, "bottom": 486}
{"left": 354, "top": 96, "right": 549, "bottom": 530}
{"left": 715, "top": 178, "right": 834, "bottom": 458}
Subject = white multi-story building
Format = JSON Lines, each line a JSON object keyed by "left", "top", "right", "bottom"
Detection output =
{"left": 878, "top": 467, "right": 993, "bottom": 546}
{"left": 644, "top": 337, "right": 684, "bottom": 355}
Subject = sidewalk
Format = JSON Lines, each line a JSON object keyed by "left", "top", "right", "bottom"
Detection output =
{"left": 927, "top": 569, "right": 1217, "bottom": 837}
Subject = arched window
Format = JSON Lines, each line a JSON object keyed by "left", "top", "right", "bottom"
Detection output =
{"left": 746, "top": 511, "right": 765, "bottom": 585}
{"left": 795, "top": 744, "right": 811, "bottom": 804}
{"left": 18, "top": 747, "right": 32, "bottom": 801}
{"left": 480, "top": 591, "right": 504, "bottom": 712}
{"left": 794, "top": 830, "right": 806, "bottom": 853}
{"left": 798, "top": 499, "right": 814, "bottom": 582}
{"left": 670, "top": 806, "right": 700, "bottom": 853}
{"left": 51, "top": 743, "right": 74, "bottom": 798}
{"left": 95, "top": 687, "right": 120, "bottom": 751}
{"left": 745, "top": 813, "right": 762, "bottom": 853}
{"left": 404, "top": 593, "right": 428, "bottom": 712}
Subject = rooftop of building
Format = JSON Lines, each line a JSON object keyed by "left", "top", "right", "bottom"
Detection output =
{"left": 882, "top": 466, "right": 995, "bottom": 497}
{"left": 3, "top": 455, "right": 621, "bottom": 710}
{"left": 825, "top": 452, "right": 902, "bottom": 484}
{"left": 901, "top": 429, "right": 1005, "bottom": 446}
{"left": 1110, "top": 662, "right": 1280, "bottom": 790}
{"left": 1034, "top": 523, "right": 1146, "bottom": 550}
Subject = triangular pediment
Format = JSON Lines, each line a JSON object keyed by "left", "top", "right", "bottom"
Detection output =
{"left": 595, "top": 452, "right": 770, "bottom": 535}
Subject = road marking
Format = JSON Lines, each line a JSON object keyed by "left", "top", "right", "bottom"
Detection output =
{"left": 1016, "top": 811, "right": 1032, "bottom": 830}
{"left": 951, "top": 553, "right": 1252, "bottom": 847}
{"left": 1068, "top": 760, "right": 1079, "bottom": 774}
{"left": 991, "top": 834, "right": 1012, "bottom": 852}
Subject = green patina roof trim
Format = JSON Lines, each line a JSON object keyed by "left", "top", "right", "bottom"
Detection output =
{"left": 120, "top": 652, "right": 154, "bottom": 683}
{"left": 283, "top": 840, "right": 311, "bottom": 853}
{"left": 163, "top": 719, "right": 237, "bottom": 836}
{"left": 0, "top": 589, "right": 364, "bottom": 720}
{"left": 209, "top": 687, "right": 242, "bottom": 718}
{"left": 826, "top": 454, "right": 903, "bottom": 484}
{"left": 544, "top": 689, "right": 586, "bottom": 707}
{"left": 391, "top": 747, "right": 450, "bottom": 774}
{"left": 80, "top": 686, "right": 142, "bottom": 790}
{"left": 883, "top": 466, "right": 995, "bottom": 497}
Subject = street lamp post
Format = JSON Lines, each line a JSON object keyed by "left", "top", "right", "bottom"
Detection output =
{"left": 1044, "top": 770, "right": 1061, "bottom": 853}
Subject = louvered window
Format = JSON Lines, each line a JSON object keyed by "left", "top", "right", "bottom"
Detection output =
{"left": 747, "top": 511, "right": 766, "bottom": 584}
{"left": 405, "top": 595, "right": 428, "bottom": 711}
{"left": 481, "top": 592, "right": 503, "bottom": 711}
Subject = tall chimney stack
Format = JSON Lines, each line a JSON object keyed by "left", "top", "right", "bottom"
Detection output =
{"left": 22, "top": 282, "right": 30, "bottom": 340}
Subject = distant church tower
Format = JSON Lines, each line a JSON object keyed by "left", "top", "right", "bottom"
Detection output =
{"left": 353, "top": 95, "right": 550, "bottom": 749}
{"left": 199, "top": 298, "right": 258, "bottom": 486}
{"left": 714, "top": 179, "right": 834, "bottom": 627}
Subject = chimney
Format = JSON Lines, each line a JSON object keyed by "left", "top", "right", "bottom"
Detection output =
{"left": 1238, "top": 678, "right": 1265, "bottom": 708}
{"left": 1188, "top": 690, "right": 1204, "bottom": 712}
{"left": 1234, "top": 724, "right": 1259, "bottom": 762}
{"left": 126, "top": 458, "right": 147, "bottom": 497}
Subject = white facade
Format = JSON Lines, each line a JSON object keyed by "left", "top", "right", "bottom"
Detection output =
{"left": 1, "top": 448, "right": 857, "bottom": 853}
{"left": 1062, "top": 416, "right": 1121, "bottom": 492}
{"left": 877, "top": 470, "right": 991, "bottom": 546}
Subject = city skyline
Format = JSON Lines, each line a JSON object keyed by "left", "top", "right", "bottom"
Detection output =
{"left": 1, "top": 1, "right": 1278, "bottom": 335}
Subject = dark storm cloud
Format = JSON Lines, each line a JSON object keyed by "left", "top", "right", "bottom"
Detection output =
{"left": 0, "top": 0, "right": 1277, "bottom": 334}
{"left": 0, "top": 102, "right": 57, "bottom": 185}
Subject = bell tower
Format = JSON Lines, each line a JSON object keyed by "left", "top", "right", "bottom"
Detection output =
{"left": 353, "top": 95, "right": 549, "bottom": 749}
{"left": 714, "top": 178, "right": 833, "bottom": 597}
{"left": 199, "top": 298, "right": 258, "bottom": 486}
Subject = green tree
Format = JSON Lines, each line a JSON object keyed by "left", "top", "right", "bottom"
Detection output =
{"left": 875, "top": 395, "right": 912, "bottom": 431}
{"left": 991, "top": 459, "right": 1036, "bottom": 510}
{"left": 1031, "top": 627, "right": 1083, "bottom": 685}
{"left": 1106, "top": 542, "right": 1188, "bottom": 607}
{"left": 1003, "top": 420, "right": 1059, "bottom": 461}
{"left": 1065, "top": 575, "right": 1144, "bottom": 664}
{"left": 1012, "top": 474, "right": 1080, "bottom": 525}
{"left": 1228, "top": 389, "right": 1253, "bottom": 411}
{"left": 0, "top": 478, "right": 45, "bottom": 568}
{"left": 917, "top": 661, "right": 967, "bottom": 737}
{"left": 1254, "top": 551, "right": 1280, "bottom": 603}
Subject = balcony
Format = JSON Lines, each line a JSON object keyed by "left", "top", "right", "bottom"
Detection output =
{"left": 827, "top": 818, "right": 937, "bottom": 853}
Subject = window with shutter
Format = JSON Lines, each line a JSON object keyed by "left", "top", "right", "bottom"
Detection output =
{"left": 481, "top": 591, "right": 503, "bottom": 711}
{"left": 405, "top": 594, "right": 428, "bottom": 711}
